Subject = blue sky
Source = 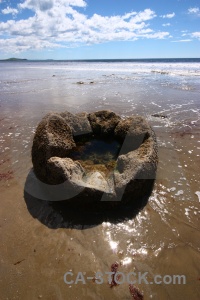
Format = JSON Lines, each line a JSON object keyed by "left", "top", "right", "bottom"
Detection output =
{"left": 0, "top": 0, "right": 200, "bottom": 59}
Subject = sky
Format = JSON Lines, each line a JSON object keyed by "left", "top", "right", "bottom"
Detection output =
{"left": 0, "top": 0, "right": 200, "bottom": 59}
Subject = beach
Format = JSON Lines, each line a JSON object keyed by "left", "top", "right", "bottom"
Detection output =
{"left": 0, "top": 60, "right": 200, "bottom": 299}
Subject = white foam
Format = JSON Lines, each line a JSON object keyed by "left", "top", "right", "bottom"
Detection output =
{"left": 175, "top": 190, "right": 184, "bottom": 196}
{"left": 185, "top": 208, "right": 190, "bottom": 216}
{"left": 195, "top": 191, "right": 200, "bottom": 202}
{"left": 121, "top": 257, "right": 132, "bottom": 265}
{"left": 167, "top": 187, "right": 176, "bottom": 192}
{"left": 19, "top": 62, "right": 200, "bottom": 77}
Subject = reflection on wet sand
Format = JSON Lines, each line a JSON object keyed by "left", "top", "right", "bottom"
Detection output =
{"left": 23, "top": 179, "right": 152, "bottom": 229}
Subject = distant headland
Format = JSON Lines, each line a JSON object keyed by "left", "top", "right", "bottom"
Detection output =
{"left": 0, "top": 58, "right": 28, "bottom": 61}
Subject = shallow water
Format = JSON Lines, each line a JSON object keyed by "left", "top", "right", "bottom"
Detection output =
{"left": 0, "top": 61, "right": 200, "bottom": 300}
{"left": 69, "top": 138, "right": 121, "bottom": 163}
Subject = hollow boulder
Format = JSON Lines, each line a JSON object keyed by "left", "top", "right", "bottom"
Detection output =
{"left": 31, "top": 110, "right": 158, "bottom": 205}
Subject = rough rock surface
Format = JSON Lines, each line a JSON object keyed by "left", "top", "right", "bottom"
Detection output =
{"left": 115, "top": 116, "right": 150, "bottom": 152}
{"left": 31, "top": 110, "right": 158, "bottom": 205}
{"left": 32, "top": 113, "right": 75, "bottom": 184}
{"left": 88, "top": 110, "right": 121, "bottom": 136}
{"left": 60, "top": 111, "right": 92, "bottom": 137}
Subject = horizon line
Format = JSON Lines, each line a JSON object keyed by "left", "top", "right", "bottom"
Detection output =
{"left": 0, "top": 57, "right": 200, "bottom": 61}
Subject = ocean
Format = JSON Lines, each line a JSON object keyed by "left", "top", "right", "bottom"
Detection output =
{"left": 0, "top": 59, "right": 200, "bottom": 299}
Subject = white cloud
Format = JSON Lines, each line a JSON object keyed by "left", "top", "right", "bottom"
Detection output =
{"left": 179, "top": 31, "right": 200, "bottom": 41}
{"left": 188, "top": 7, "right": 200, "bottom": 15}
{"left": 0, "top": 37, "right": 62, "bottom": 53}
{"left": 145, "top": 32, "right": 170, "bottom": 39}
{"left": 18, "top": 0, "right": 87, "bottom": 11}
{"left": 161, "top": 12, "right": 175, "bottom": 19}
{"left": 0, "top": 1, "right": 170, "bottom": 53}
{"left": 2, "top": 6, "right": 19, "bottom": 15}
{"left": 191, "top": 32, "right": 200, "bottom": 39}
{"left": 171, "top": 39, "right": 192, "bottom": 42}
{"left": 123, "top": 12, "right": 137, "bottom": 20}
{"left": 162, "top": 23, "right": 171, "bottom": 27}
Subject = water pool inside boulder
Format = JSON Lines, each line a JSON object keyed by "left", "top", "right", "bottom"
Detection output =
{"left": 69, "top": 136, "right": 122, "bottom": 175}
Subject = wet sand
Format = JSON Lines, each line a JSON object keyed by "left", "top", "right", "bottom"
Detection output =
{"left": 0, "top": 62, "right": 200, "bottom": 299}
